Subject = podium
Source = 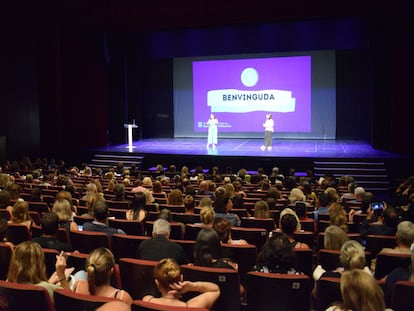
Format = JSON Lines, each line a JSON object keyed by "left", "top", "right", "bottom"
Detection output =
{"left": 124, "top": 123, "right": 138, "bottom": 149}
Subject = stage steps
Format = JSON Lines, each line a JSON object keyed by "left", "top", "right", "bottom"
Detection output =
{"left": 88, "top": 153, "right": 144, "bottom": 170}
{"left": 313, "top": 159, "right": 390, "bottom": 199}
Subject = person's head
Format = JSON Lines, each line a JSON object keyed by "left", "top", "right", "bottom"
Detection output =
{"left": 329, "top": 202, "right": 348, "bottom": 232}
{"left": 324, "top": 187, "right": 339, "bottom": 204}
{"left": 383, "top": 205, "right": 399, "bottom": 229}
{"left": 396, "top": 221, "right": 414, "bottom": 247}
{"left": 10, "top": 199, "right": 31, "bottom": 223}
{"left": 354, "top": 187, "right": 366, "bottom": 201}
{"left": 200, "top": 207, "right": 215, "bottom": 226}
{"left": 289, "top": 188, "right": 306, "bottom": 204}
{"left": 114, "top": 183, "right": 126, "bottom": 200}
{"left": 199, "top": 197, "right": 212, "bottom": 208}
{"left": 93, "top": 200, "right": 109, "bottom": 222}
{"left": 0, "top": 190, "right": 11, "bottom": 209}
{"left": 194, "top": 228, "right": 222, "bottom": 267}
{"left": 30, "top": 187, "right": 43, "bottom": 202}
{"left": 0, "top": 217, "right": 8, "bottom": 241}
{"left": 7, "top": 241, "right": 47, "bottom": 283}
{"left": 214, "top": 194, "right": 233, "bottom": 214}
{"left": 257, "top": 232, "right": 297, "bottom": 271}
{"left": 265, "top": 187, "right": 281, "bottom": 200}
{"left": 85, "top": 182, "right": 98, "bottom": 194}
{"left": 131, "top": 191, "right": 146, "bottom": 211}
{"left": 213, "top": 217, "right": 233, "bottom": 243}
{"left": 85, "top": 192, "right": 104, "bottom": 215}
{"left": 340, "top": 240, "right": 366, "bottom": 270}
{"left": 152, "top": 180, "right": 163, "bottom": 193}
{"left": 324, "top": 225, "right": 349, "bottom": 250}
{"left": 153, "top": 258, "right": 182, "bottom": 292}
{"left": 340, "top": 269, "right": 385, "bottom": 311}
{"left": 40, "top": 212, "right": 60, "bottom": 236}
{"left": 153, "top": 219, "right": 171, "bottom": 238}
{"left": 254, "top": 200, "right": 270, "bottom": 218}
{"left": 184, "top": 195, "right": 195, "bottom": 213}
{"left": 86, "top": 248, "right": 115, "bottom": 295}
{"left": 317, "top": 192, "right": 330, "bottom": 208}
{"left": 266, "top": 113, "right": 272, "bottom": 120}
{"left": 142, "top": 176, "right": 153, "bottom": 187}
{"left": 52, "top": 199, "right": 73, "bottom": 222}
{"left": 167, "top": 189, "right": 184, "bottom": 205}
{"left": 279, "top": 208, "right": 301, "bottom": 231}
{"left": 158, "top": 209, "right": 172, "bottom": 222}
{"left": 231, "top": 193, "right": 244, "bottom": 209}
{"left": 280, "top": 214, "right": 298, "bottom": 236}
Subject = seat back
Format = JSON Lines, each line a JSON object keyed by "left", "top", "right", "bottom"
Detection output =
{"left": 221, "top": 243, "right": 257, "bottom": 285}
{"left": 184, "top": 224, "right": 204, "bottom": 240}
{"left": 171, "top": 213, "right": 200, "bottom": 224}
{"left": 391, "top": 280, "right": 414, "bottom": 311}
{"left": 69, "top": 230, "right": 111, "bottom": 253}
{"left": 43, "top": 248, "right": 60, "bottom": 278}
{"left": 0, "top": 279, "right": 54, "bottom": 311}
{"left": 108, "top": 218, "right": 144, "bottom": 236}
{"left": 317, "top": 232, "right": 361, "bottom": 250}
{"left": 54, "top": 288, "right": 116, "bottom": 311}
{"left": 241, "top": 218, "right": 275, "bottom": 232}
{"left": 317, "top": 249, "right": 342, "bottom": 271}
{"left": 119, "top": 258, "right": 159, "bottom": 300}
{"left": 132, "top": 300, "right": 208, "bottom": 311}
{"left": 231, "top": 227, "right": 268, "bottom": 253}
{"left": 293, "top": 230, "right": 315, "bottom": 249}
{"left": 246, "top": 272, "right": 313, "bottom": 311}
{"left": 180, "top": 264, "right": 240, "bottom": 311}
{"left": 170, "top": 239, "right": 195, "bottom": 263}
{"left": 112, "top": 234, "right": 150, "bottom": 261}
{"left": 145, "top": 221, "right": 184, "bottom": 240}
{"left": 374, "top": 252, "right": 411, "bottom": 279}
{"left": 6, "top": 223, "right": 32, "bottom": 245}
{"left": 364, "top": 235, "right": 396, "bottom": 257}
{"left": 316, "top": 277, "right": 342, "bottom": 311}
{"left": 28, "top": 201, "right": 50, "bottom": 215}
{"left": 294, "top": 248, "right": 314, "bottom": 277}
{"left": 0, "top": 243, "right": 13, "bottom": 280}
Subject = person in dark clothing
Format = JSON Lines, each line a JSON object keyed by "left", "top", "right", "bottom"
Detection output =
{"left": 360, "top": 204, "right": 399, "bottom": 239}
{"left": 33, "top": 212, "right": 74, "bottom": 252}
{"left": 136, "top": 219, "right": 188, "bottom": 265}
{"left": 83, "top": 200, "right": 126, "bottom": 237}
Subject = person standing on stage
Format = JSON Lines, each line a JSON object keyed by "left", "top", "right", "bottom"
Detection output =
{"left": 207, "top": 113, "right": 219, "bottom": 149}
{"left": 261, "top": 113, "right": 274, "bottom": 151}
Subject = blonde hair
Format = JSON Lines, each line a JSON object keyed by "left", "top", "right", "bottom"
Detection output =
{"left": 56, "top": 190, "right": 73, "bottom": 203}
{"left": 52, "top": 199, "right": 73, "bottom": 222}
{"left": 324, "top": 225, "right": 349, "bottom": 250}
{"left": 10, "top": 200, "right": 31, "bottom": 223}
{"left": 289, "top": 188, "right": 305, "bottom": 203}
{"left": 341, "top": 269, "right": 385, "bottom": 311}
{"left": 254, "top": 200, "right": 270, "bottom": 218}
{"left": 340, "top": 240, "right": 366, "bottom": 269}
{"left": 200, "top": 207, "right": 215, "bottom": 225}
{"left": 7, "top": 241, "right": 47, "bottom": 283}
{"left": 142, "top": 177, "right": 153, "bottom": 187}
{"left": 154, "top": 258, "right": 181, "bottom": 290}
{"left": 86, "top": 248, "right": 115, "bottom": 295}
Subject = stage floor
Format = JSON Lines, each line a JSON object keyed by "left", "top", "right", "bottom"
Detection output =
{"left": 96, "top": 138, "right": 401, "bottom": 159}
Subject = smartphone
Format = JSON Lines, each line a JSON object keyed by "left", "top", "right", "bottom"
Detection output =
{"left": 371, "top": 202, "right": 384, "bottom": 211}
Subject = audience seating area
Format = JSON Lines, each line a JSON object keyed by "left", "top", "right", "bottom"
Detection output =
{"left": 0, "top": 160, "right": 413, "bottom": 311}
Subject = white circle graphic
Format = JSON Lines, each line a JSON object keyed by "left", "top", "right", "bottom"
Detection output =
{"left": 241, "top": 67, "right": 259, "bottom": 87}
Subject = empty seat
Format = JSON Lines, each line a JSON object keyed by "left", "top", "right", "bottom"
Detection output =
{"left": 364, "top": 235, "right": 397, "bottom": 257}
{"left": 391, "top": 280, "right": 414, "bottom": 311}
{"left": 112, "top": 234, "right": 150, "bottom": 261}
{"left": 69, "top": 231, "right": 111, "bottom": 253}
{"left": 241, "top": 217, "right": 275, "bottom": 232}
{"left": 108, "top": 219, "right": 144, "bottom": 236}
{"left": 316, "top": 276, "right": 342, "bottom": 311}
{"left": 6, "top": 223, "right": 32, "bottom": 245}
{"left": 221, "top": 243, "right": 257, "bottom": 285}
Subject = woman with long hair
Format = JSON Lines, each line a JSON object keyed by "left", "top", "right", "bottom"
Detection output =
{"left": 143, "top": 258, "right": 219, "bottom": 309}
{"left": 8, "top": 199, "right": 33, "bottom": 229}
{"left": 72, "top": 248, "right": 133, "bottom": 305}
{"left": 125, "top": 191, "right": 147, "bottom": 222}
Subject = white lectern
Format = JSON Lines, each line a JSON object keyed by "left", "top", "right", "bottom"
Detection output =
{"left": 124, "top": 123, "right": 138, "bottom": 149}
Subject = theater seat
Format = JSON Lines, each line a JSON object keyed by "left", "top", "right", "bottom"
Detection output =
{"left": 132, "top": 300, "right": 209, "bottom": 311}
{"left": 374, "top": 252, "right": 411, "bottom": 280}
{"left": 316, "top": 276, "right": 342, "bottom": 311}
{"left": 391, "top": 280, "right": 414, "bottom": 311}
{"left": 54, "top": 288, "right": 116, "bottom": 311}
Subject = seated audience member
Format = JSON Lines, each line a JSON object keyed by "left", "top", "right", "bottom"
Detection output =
{"left": 323, "top": 225, "right": 349, "bottom": 250}
{"left": 32, "top": 212, "right": 74, "bottom": 252}
{"left": 52, "top": 198, "right": 78, "bottom": 232}
{"left": 231, "top": 193, "right": 244, "bottom": 209}
{"left": 197, "top": 180, "right": 215, "bottom": 198}
{"left": 279, "top": 213, "right": 310, "bottom": 249}
{"left": 72, "top": 248, "right": 133, "bottom": 305}
{"left": 143, "top": 258, "right": 220, "bottom": 309}
{"left": 113, "top": 183, "right": 130, "bottom": 206}
{"left": 198, "top": 206, "right": 215, "bottom": 227}
{"left": 0, "top": 190, "right": 13, "bottom": 212}
{"left": 125, "top": 191, "right": 147, "bottom": 222}
{"left": 83, "top": 200, "right": 126, "bottom": 237}
{"left": 288, "top": 187, "right": 306, "bottom": 204}
{"left": 136, "top": 219, "right": 188, "bottom": 265}
{"left": 82, "top": 192, "right": 103, "bottom": 217}
{"left": 7, "top": 241, "right": 70, "bottom": 300}
{"left": 313, "top": 240, "right": 370, "bottom": 281}
{"left": 213, "top": 217, "right": 248, "bottom": 245}
{"left": 313, "top": 192, "right": 331, "bottom": 222}
{"left": 151, "top": 180, "right": 167, "bottom": 198}
{"left": 0, "top": 217, "right": 13, "bottom": 247}
{"left": 184, "top": 195, "right": 195, "bottom": 214}
{"left": 213, "top": 194, "right": 240, "bottom": 226}
{"left": 384, "top": 246, "right": 414, "bottom": 305}
{"left": 379, "top": 220, "right": 414, "bottom": 254}
{"left": 360, "top": 203, "right": 399, "bottom": 239}
{"left": 253, "top": 200, "right": 270, "bottom": 218}
{"left": 329, "top": 202, "right": 348, "bottom": 232}
{"left": 254, "top": 232, "right": 300, "bottom": 274}
{"left": 194, "top": 228, "right": 238, "bottom": 270}
{"left": 198, "top": 197, "right": 212, "bottom": 208}
{"left": 8, "top": 199, "right": 33, "bottom": 229}
{"left": 81, "top": 182, "right": 99, "bottom": 201}
{"left": 167, "top": 189, "right": 184, "bottom": 206}
{"left": 327, "top": 269, "right": 387, "bottom": 311}
{"left": 29, "top": 187, "right": 43, "bottom": 202}
{"left": 294, "top": 200, "right": 317, "bottom": 232}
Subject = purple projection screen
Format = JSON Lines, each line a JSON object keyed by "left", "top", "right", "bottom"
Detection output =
{"left": 192, "top": 56, "right": 311, "bottom": 133}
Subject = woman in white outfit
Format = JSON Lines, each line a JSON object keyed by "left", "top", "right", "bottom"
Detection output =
{"left": 207, "top": 114, "right": 218, "bottom": 149}
{"left": 261, "top": 113, "right": 274, "bottom": 151}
